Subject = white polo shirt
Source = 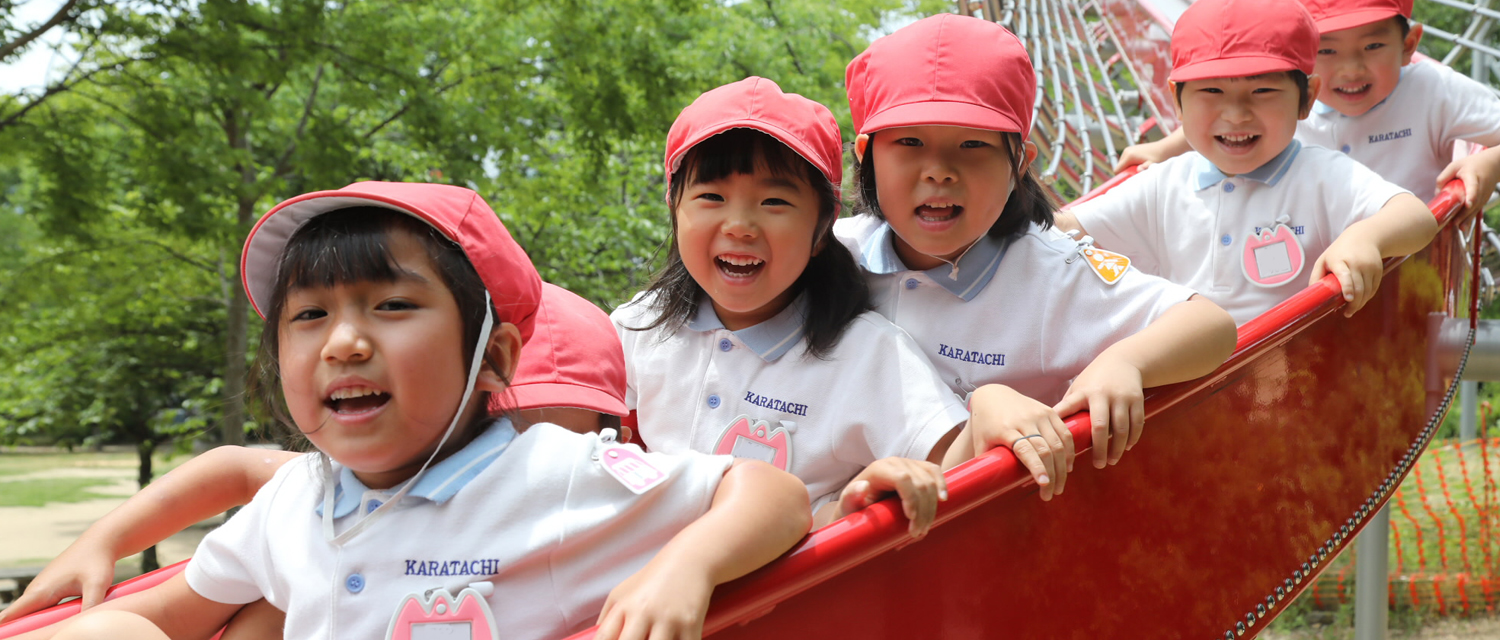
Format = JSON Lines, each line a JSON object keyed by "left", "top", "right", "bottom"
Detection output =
{"left": 834, "top": 215, "right": 1197, "bottom": 406}
{"left": 1069, "top": 141, "right": 1409, "bottom": 325}
{"left": 613, "top": 293, "right": 969, "bottom": 509}
{"left": 185, "top": 419, "right": 731, "bottom": 640}
{"left": 1299, "top": 59, "right": 1500, "bottom": 202}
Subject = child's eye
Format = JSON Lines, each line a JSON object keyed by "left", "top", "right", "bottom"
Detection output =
{"left": 290, "top": 308, "right": 326, "bottom": 322}
{"left": 694, "top": 192, "right": 724, "bottom": 202}
{"left": 762, "top": 197, "right": 791, "bottom": 206}
{"left": 1252, "top": 87, "right": 1280, "bottom": 94}
{"left": 895, "top": 137, "right": 923, "bottom": 147}
{"left": 1317, "top": 48, "right": 1335, "bottom": 55}
{"left": 377, "top": 299, "right": 418, "bottom": 312}
{"left": 960, "top": 140, "right": 991, "bottom": 149}
{"left": 1200, "top": 87, "right": 1223, "bottom": 94}
{"left": 1365, "top": 42, "right": 1384, "bottom": 51}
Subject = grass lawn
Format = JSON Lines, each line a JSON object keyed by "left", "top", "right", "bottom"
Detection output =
{"left": 0, "top": 449, "right": 192, "bottom": 506}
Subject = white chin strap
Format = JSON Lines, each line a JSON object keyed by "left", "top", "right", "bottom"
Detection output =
{"left": 322, "top": 292, "right": 495, "bottom": 544}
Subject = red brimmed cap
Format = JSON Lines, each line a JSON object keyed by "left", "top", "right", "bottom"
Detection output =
{"left": 663, "top": 77, "right": 842, "bottom": 200}
{"left": 1298, "top": 0, "right": 1412, "bottom": 33}
{"left": 489, "top": 283, "right": 627, "bottom": 417}
{"left": 241, "top": 181, "right": 542, "bottom": 342}
{"left": 845, "top": 14, "right": 1034, "bottom": 137}
{"left": 1170, "top": 0, "right": 1318, "bottom": 82}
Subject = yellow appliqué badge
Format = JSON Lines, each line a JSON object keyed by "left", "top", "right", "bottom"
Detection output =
{"left": 1082, "top": 246, "right": 1130, "bottom": 285}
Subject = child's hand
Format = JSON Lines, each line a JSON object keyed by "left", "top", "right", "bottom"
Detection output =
{"left": 966, "top": 384, "right": 1072, "bottom": 501}
{"left": 1310, "top": 234, "right": 1384, "bottom": 317}
{"left": 1114, "top": 142, "right": 1168, "bottom": 172}
{"left": 831, "top": 457, "right": 948, "bottom": 538}
{"left": 595, "top": 556, "right": 713, "bottom": 640}
{"left": 1053, "top": 355, "right": 1145, "bottom": 470}
{"left": 0, "top": 541, "right": 117, "bottom": 623}
{"left": 1436, "top": 147, "right": 1500, "bottom": 218}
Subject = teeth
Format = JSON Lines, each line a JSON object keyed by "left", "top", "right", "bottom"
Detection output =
{"left": 718, "top": 255, "right": 763, "bottom": 266}
{"left": 330, "top": 386, "right": 380, "bottom": 400}
{"left": 1220, "top": 134, "right": 1255, "bottom": 143}
{"left": 1336, "top": 84, "right": 1370, "bottom": 94}
{"left": 924, "top": 202, "right": 954, "bottom": 209}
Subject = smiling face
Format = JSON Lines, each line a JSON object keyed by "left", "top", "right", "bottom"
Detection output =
{"left": 674, "top": 163, "right": 822, "bottom": 331}
{"left": 867, "top": 126, "right": 1022, "bottom": 271}
{"left": 277, "top": 229, "right": 489, "bottom": 489}
{"left": 1315, "top": 18, "right": 1419, "bottom": 116}
{"left": 1177, "top": 73, "right": 1314, "bottom": 176}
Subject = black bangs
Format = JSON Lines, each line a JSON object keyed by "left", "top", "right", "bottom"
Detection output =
{"left": 669, "top": 128, "right": 818, "bottom": 211}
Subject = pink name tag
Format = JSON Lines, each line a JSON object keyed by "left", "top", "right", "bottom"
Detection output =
{"left": 600, "top": 446, "right": 669, "bottom": 494}
{"left": 387, "top": 587, "right": 497, "bottom": 640}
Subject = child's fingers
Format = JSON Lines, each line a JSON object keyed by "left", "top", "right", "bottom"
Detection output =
{"left": 1088, "top": 393, "right": 1112, "bottom": 469}
{"left": 1108, "top": 397, "right": 1130, "bottom": 465}
{"left": 1038, "top": 423, "right": 1068, "bottom": 496}
{"left": 899, "top": 465, "right": 942, "bottom": 537}
{"left": 595, "top": 603, "right": 624, "bottom": 640}
{"left": 1308, "top": 254, "right": 1329, "bottom": 286}
{"left": 80, "top": 577, "right": 107, "bottom": 611}
{"left": 1126, "top": 398, "right": 1146, "bottom": 450}
{"left": 837, "top": 480, "right": 874, "bottom": 518}
{"left": 1050, "top": 412, "right": 1075, "bottom": 475}
{"left": 1007, "top": 437, "right": 1053, "bottom": 497}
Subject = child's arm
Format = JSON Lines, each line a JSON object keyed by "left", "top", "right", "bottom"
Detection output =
{"left": 10, "top": 572, "right": 242, "bottom": 640}
{"left": 594, "top": 459, "right": 810, "bottom": 640}
{"left": 1311, "top": 192, "right": 1438, "bottom": 317}
{"left": 813, "top": 456, "right": 949, "bottom": 538}
{"left": 1436, "top": 146, "right": 1500, "bottom": 217}
{"left": 0, "top": 447, "right": 297, "bottom": 623}
{"left": 1052, "top": 295, "right": 1236, "bottom": 468}
{"left": 1113, "top": 127, "right": 1192, "bottom": 171}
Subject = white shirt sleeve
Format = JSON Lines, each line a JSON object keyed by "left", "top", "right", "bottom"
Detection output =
{"left": 610, "top": 298, "right": 648, "bottom": 411}
{"left": 829, "top": 316, "right": 969, "bottom": 470}
{"left": 1438, "top": 64, "right": 1500, "bottom": 149}
{"left": 1066, "top": 165, "right": 1165, "bottom": 275}
{"left": 184, "top": 455, "right": 308, "bottom": 605}
{"left": 550, "top": 433, "right": 732, "bottom": 629}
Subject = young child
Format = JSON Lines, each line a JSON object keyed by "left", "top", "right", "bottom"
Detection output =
{"left": 837, "top": 14, "right": 1238, "bottom": 501}
{"left": 0, "top": 279, "right": 639, "bottom": 634}
{"left": 20, "top": 182, "right": 810, "bottom": 640}
{"left": 1118, "top": 0, "right": 1500, "bottom": 215}
{"left": 613, "top": 77, "right": 970, "bottom": 536}
{"left": 1057, "top": 0, "right": 1437, "bottom": 326}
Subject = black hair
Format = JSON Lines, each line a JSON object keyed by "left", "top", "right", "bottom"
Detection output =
{"left": 626, "top": 128, "right": 870, "bottom": 359}
{"left": 852, "top": 131, "right": 1056, "bottom": 241}
{"left": 1394, "top": 15, "right": 1410, "bottom": 38}
{"left": 1174, "top": 70, "right": 1312, "bottom": 112}
{"left": 249, "top": 207, "right": 504, "bottom": 448}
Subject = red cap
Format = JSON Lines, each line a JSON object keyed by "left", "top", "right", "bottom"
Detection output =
{"left": 488, "top": 283, "right": 628, "bottom": 417}
{"left": 1299, "top": 0, "right": 1412, "bottom": 33}
{"left": 1170, "top": 0, "right": 1318, "bottom": 82}
{"left": 241, "top": 181, "right": 543, "bottom": 342}
{"left": 663, "top": 77, "right": 842, "bottom": 199}
{"left": 845, "top": 14, "right": 1034, "bottom": 137}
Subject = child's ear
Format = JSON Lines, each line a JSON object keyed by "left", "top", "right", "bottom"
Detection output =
{"left": 1402, "top": 23, "right": 1423, "bottom": 65}
{"left": 854, "top": 134, "right": 870, "bottom": 162}
{"left": 1301, "top": 75, "right": 1323, "bottom": 119}
{"left": 475, "top": 322, "right": 523, "bottom": 393}
{"left": 1020, "top": 141, "right": 1039, "bottom": 173}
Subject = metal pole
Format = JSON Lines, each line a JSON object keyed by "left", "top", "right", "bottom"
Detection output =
{"left": 1462, "top": 380, "right": 1479, "bottom": 441}
{"left": 1353, "top": 505, "right": 1390, "bottom": 640}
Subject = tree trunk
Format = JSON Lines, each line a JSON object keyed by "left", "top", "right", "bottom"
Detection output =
{"left": 137, "top": 439, "right": 159, "bottom": 574}
{"left": 220, "top": 196, "right": 255, "bottom": 448}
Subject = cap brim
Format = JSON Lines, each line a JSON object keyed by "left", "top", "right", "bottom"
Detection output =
{"left": 241, "top": 192, "right": 432, "bottom": 319}
{"left": 496, "top": 382, "right": 628, "bottom": 417}
{"left": 1314, "top": 9, "right": 1402, "bottom": 33}
{"left": 664, "top": 120, "right": 837, "bottom": 186}
{"left": 860, "top": 101, "right": 1026, "bottom": 136}
{"left": 1170, "top": 56, "right": 1303, "bottom": 83}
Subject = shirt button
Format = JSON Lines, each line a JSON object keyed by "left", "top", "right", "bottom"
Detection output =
{"left": 707, "top": 394, "right": 721, "bottom": 409}
{"left": 718, "top": 338, "right": 732, "bottom": 352}
{"left": 346, "top": 573, "right": 365, "bottom": 593}
{"left": 366, "top": 499, "right": 381, "bottom": 513}
{"left": 1341, "top": 144, "right": 1351, "bottom": 153}
{"left": 905, "top": 278, "right": 919, "bottom": 289}
{"left": 1223, "top": 182, "right": 1235, "bottom": 193}
{"left": 1220, "top": 234, "right": 1233, "bottom": 246}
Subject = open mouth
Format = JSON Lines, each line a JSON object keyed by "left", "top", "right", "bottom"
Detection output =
{"left": 716, "top": 254, "right": 765, "bottom": 279}
{"left": 325, "top": 386, "right": 391, "bottom": 414}
{"left": 1334, "top": 83, "right": 1372, "bottom": 99}
{"left": 916, "top": 203, "right": 963, "bottom": 222}
{"left": 1215, "top": 133, "right": 1259, "bottom": 150}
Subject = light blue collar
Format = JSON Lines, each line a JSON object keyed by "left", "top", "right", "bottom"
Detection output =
{"left": 1312, "top": 65, "right": 1408, "bottom": 116}
{"left": 317, "top": 417, "right": 517, "bottom": 518}
{"left": 686, "top": 293, "right": 807, "bottom": 362}
{"left": 1193, "top": 140, "right": 1302, "bottom": 190}
{"left": 857, "top": 220, "right": 1008, "bottom": 301}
